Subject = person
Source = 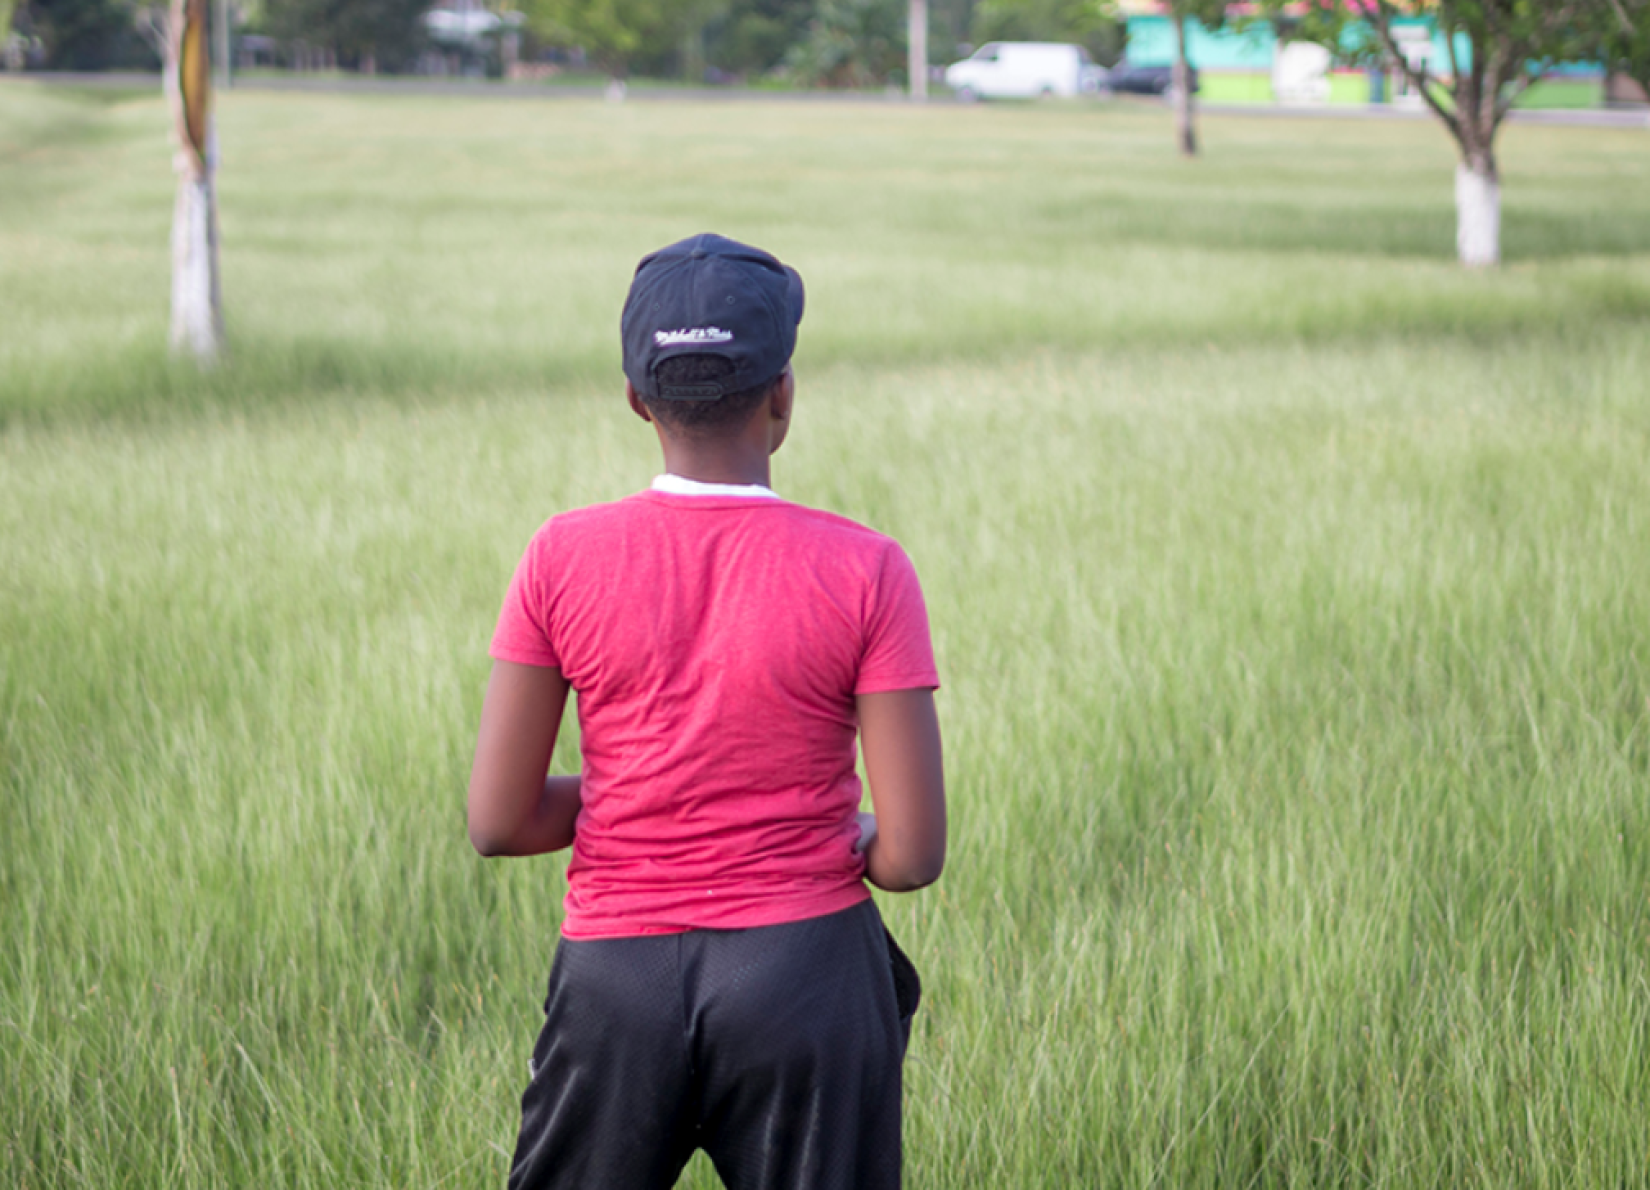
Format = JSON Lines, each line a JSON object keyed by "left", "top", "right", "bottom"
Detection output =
{"left": 467, "top": 232, "right": 947, "bottom": 1190}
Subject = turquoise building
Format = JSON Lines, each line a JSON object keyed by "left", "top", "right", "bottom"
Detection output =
{"left": 1120, "top": 11, "right": 1599, "bottom": 106}
{"left": 1123, "top": 12, "right": 1468, "bottom": 73}
{"left": 1123, "top": 13, "right": 1280, "bottom": 71}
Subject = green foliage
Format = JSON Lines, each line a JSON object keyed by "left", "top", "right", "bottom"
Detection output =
{"left": 783, "top": 0, "right": 906, "bottom": 86}
{"left": 1593, "top": 0, "right": 1650, "bottom": 93}
{"left": 262, "top": 0, "right": 430, "bottom": 68}
{"left": 929, "top": 0, "right": 978, "bottom": 59}
{"left": 1265, "top": 1, "right": 1361, "bottom": 57}
{"left": 1166, "top": 0, "right": 1232, "bottom": 34}
{"left": 525, "top": 0, "right": 716, "bottom": 77}
{"left": 703, "top": 0, "right": 813, "bottom": 77}
{"left": 1274, "top": 1, "right": 1609, "bottom": 87}
{"left": 971, "top": 0, "right": 1124, "bottom": 65}
{"left": 17, "top": 0, "right": 158, "bottom": 68}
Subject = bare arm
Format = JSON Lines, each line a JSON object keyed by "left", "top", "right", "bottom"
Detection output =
{"left": 856, "top": 687, "right": 946, "bottom": 891}
{"left": 467, "top": 660, "right": 581, "bottom": 857}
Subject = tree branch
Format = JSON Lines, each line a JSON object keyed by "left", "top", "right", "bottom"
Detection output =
{"left": 134, "top": 3, "right": 171, "bottom": 60}
{"left": 1493, "top": 60, "right": 1542, "bottom": 127}
{"left": 1488, "top": 0, "right": 1585, "bottom": 132}
{"left": 1548, "top": 0, "right": 1590, "bottom": 35}
{"left": 1364, "top": 0, "right": 1463, "bottom": 142}
{"left": 1442, "top": 8, "right": 1463, "bottom": 89}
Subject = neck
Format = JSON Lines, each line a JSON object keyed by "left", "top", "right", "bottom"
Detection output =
{"left": 657, "top": 437, "right": 772, "bottom": 488}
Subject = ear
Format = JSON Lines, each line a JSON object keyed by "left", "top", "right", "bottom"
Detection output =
{"left": 626, "top": 381, "right": 653, "bottom": 423}
{"left": 766, "top": 367, "right": 795, "bottom": 457}
{"left": 770, "top": 367, "right": 795, "bottom": 423}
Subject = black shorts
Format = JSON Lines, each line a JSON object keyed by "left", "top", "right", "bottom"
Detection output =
{"left": 507, "top": 899, "right": 920, "bottom": 1190}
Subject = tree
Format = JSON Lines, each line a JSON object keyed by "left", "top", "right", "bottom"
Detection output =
{"left": 702, "top": 0, "right": 813, "bottom": 78}
{"left": 1279, "top": 1, "right": 1609, "bottom": 267}
{"left": 262, "top": 0, "right": 429, "bottom": 72}
{"left": 784, "top": 0, "right": 906, "bottom": 87}
{"left": 20, "top": 0, "right": 161, "bottom": 67}
{"left": 1594, "top": 0, "right": 1650, "bottom": 98}
{"left": 525, "top": 0, "right": 713, "bottom": 81}
{"left": 930, "top": 0, "right": 978, "bottom": 60}
{"left": 1165, "top": 0, "right": 1234, "bottom": 157}
{"left": 971, "top": 0, "right": 1123, "bottom": 65}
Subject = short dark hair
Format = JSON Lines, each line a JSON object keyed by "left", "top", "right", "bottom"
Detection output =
{"left": 643, "top": 355, "right": 778, "bottom": 437}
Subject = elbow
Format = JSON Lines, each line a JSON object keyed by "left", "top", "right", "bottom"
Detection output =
{"left": 884, "top": 873, "right": 941, "bottom": 893}
{"left": 869, "top": 845, "right": 945, "bottom": 892}
{"left": 468, "top": 774, "right": 521, "bottom": 857}
{"left": 873, "top": 868, "right": 942, "bottom": 893}
{"left": 467, "top": 810, "right": 512, "bottom": 858}
{"left": 901, "top": 853, "right": 946, "bottom": 891}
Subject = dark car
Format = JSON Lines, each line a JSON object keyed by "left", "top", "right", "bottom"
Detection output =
{"left": 1108, "top": 62, "right": 1199, "bottom": 96}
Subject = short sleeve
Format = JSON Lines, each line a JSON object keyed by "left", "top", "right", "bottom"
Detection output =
{"left": 489, "top": 528, "right": 562, "bottom": 668}
{"left": 855, "top": 542, "right": 940, "bottom": 695}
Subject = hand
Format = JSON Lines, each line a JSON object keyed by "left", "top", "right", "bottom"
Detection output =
{"left": 853, "top": 811, "right": 878, "bottom": 855}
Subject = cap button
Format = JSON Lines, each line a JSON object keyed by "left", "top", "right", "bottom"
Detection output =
{"left": 689, "top": 247, "right": 706, "bottom": 259}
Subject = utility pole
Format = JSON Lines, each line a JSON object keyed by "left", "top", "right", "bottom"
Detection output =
{"left": 908, "top": 0, "right": 927, "bottom": 101}
{"left": 215, "top": 0, "right": 230, "bottom": 89}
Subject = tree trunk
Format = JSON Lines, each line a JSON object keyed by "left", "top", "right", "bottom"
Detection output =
{"left": 165, "top": 0, "right": 224, "bottom": 361}
{"left": 1455, "top": 152, "right": 1500, "bottom": 268}
{"left": 908, "top": 0, "right": 928, "bottom": 102}
{"left": 1172, "top": 13, "right": 1196, "bottom": 157}
{"left": 171, "top": 167, "right": 223, "bottom": 358}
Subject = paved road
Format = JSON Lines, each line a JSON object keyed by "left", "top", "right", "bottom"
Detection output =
{"left": 10, "top": 70, "right": 1649, "bottom": 128}
{"left": 5, "top": 71, "right": 907, "bottom": 103}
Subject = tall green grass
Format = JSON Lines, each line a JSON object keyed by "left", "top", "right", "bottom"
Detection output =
{"left": 4, "top": 82, "right": 1650, "bottom": 426}
{"left": 3, "top": 82, "right": 1649, "bottom": 1186}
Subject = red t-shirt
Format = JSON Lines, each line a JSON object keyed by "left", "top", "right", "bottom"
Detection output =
{"left": 490, "top": 488, "right": 939, "bottom": 939}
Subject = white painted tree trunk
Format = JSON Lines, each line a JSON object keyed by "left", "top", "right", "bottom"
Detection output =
{"left": 165, "top": 0, "right": 224, "bottom": 361}
{"left": 170, "top": 135, "right": 223, "bottom": 360}
{"left": 1455, "top": 160, "right": 1501, "bottom": 268}
{"left": 907, "top": 0, "right": 928, "bottom": 102}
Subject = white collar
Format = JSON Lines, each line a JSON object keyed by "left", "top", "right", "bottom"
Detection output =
{"left": 651, "top": 474, "right": 780, "bottom": 500}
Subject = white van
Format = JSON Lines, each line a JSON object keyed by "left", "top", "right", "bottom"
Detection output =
{"left": 944, "top": 42, "right": 1106, "bottom": 101}
{"left": 1271, "top": 41, "right": 1331, "bottom": 105}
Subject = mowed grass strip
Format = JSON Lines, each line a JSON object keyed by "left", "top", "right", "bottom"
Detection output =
{"left": 3, "top": 83, "right": 1650, "bottom": 1187}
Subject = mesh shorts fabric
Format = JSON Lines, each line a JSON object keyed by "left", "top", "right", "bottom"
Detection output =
{"left": 507, "top": 901, "right": 915, "bottom": 1190}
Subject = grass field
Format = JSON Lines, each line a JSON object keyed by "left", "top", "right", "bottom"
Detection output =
{"left": 3, "top": 81, "right": 1650, "bottom": 1187}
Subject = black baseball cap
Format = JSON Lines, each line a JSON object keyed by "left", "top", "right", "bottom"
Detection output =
{"left": 621, "top": 233, "right": 805, "bottom": 401}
